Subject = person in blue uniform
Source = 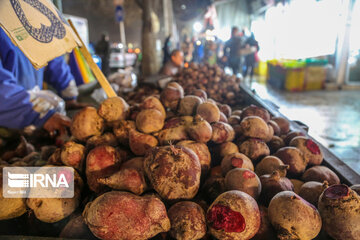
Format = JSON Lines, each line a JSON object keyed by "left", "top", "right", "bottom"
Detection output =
{"left": 0, "top": 27, "right": 86, "bottom": 135}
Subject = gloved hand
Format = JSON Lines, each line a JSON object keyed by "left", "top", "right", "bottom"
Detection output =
{"left": 43, "top": 113, "right": 71, "bottom": 137}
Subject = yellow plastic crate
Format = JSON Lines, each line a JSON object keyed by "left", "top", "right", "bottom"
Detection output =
{"left": 285, "top": 68, "right": 305, "bottom": 91}
{"left": 305, "top": 66, "right": 326, "bottom": 90}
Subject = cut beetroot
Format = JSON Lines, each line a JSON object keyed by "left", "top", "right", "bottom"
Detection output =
{"left": 231, "top": 157, "right": 243, "bottom": 168}
{"left": 242, "top": 170, "right": 256, "bottom": 179}
{"left": 207, "top": 204, "right": 245, "bottom": 233}
{"left": 305, "top": 139, "right": 321, "bottom": 154}
{"left": 324, "top": 184, "right": 350, "bottom": 199}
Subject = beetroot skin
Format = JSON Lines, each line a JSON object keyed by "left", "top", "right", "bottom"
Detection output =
{"left": 318, "top": 184, "right": 360, "bottom": 240}
{"left": 268, "top": 191, "right": 322, "bottom": 240}
{"left": 144, "top": 145, "right": 201, "bottom": 200}
{"left": 207, "top": 190, "right": 260, "bottom": 240}
{"left": 83, "top": 191, "right": 170, "bottom": 240}
{"left": 168, "top": 201, "right": 207, "bottom": 240}
{"left": 86, "top": 145, "right": 122, "bottom": 193}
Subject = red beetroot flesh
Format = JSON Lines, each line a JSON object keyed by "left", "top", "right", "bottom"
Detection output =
{"left": 324, "top": 184, "right": 350, "bottom": 199}
{"left": 207, "top": 204, "right": 245, "bottom": 233}
{"left": 243, "top": 170, "right": 256, "bottom": 179}
{"left": 305, "top": 139, "right": 321, "bottom": 154}
{"left": 231, "top": 157, "right": 243, "bottom": 168}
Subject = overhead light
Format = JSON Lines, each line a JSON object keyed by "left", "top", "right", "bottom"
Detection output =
{"left": 193, "top": 22, "right": 203, "bottom": 32}
{"left": 118, "top": 43, "right": 123, "bottom": 48}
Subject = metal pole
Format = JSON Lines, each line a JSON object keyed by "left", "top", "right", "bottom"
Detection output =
{"left": 119, "top": 21, "right": 126, "bottom": 67}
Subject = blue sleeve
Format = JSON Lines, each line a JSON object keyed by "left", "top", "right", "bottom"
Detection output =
{"left": 0, "top": 60, "right": 55, "bottom": 129}
{"left": 44, "top": 56, "right": 77, "bottom": 100}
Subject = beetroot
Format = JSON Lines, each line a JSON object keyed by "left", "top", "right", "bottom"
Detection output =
{"left": 71, "top": 107, "right": 104, "bottom": 141}
{"left": 140, "top": 96, "right": 166, "bottom": 118}
{"left": 201, "top": 177, "right": 226, "bottom": 204}
{"left": 289, "top": 136, "right": 323, "bottom": 165}
{"left": 129, "top": 129, "right": 158, "bottom": 156}
{"left": 98, "top": 157, "right": 148, "bottom": 195}
{"left": 216, "top": 142, "right": 239, "bottom": 159}
{"left": 83, "top": 191, "right": 170, "bottom": 240}
{"left": 232, "top": 110, "right": 242, "bottom": 117}
{"left": 267, "top": 136, "right": 285, "bottom": 154}
{"left": 302, "top": 166, "right": 340, "bottom": 185}
{"left": 228, "top": 115, "right": 241, "bottom": 125}
{"left": 225, "top": 168, "right": 262, "bottom": 200}
{"left": 86, "top": 132, "right": 118, "bottom": 149}
{"left": 196, "top": 102, "right": 221, "bottom": 123}
{"left": 255, "top": 156, "right": 288, "bottom": 177}
{"left": 252, "top": 206, "right": 277, "bottom": 240}
{"left": 283, "top": 131, "right": 305, "bottom": 145}
{"left": 157, "top": 118, "right": 189, "bottom": 145}
{"left": 177, "top": 140, "right": 211, "bottom": 177}
{"left": 192, "top": 89, "right": 207, "bottom": 101}
{"left": 60, "top": 141, "right": 85, "bottom": 171}
{"left": 86, "top": 145, "right": 122, "bottom": 193}
{"left": 274, "top": 147, "right": 307, "bottom": 177}
{"left": 220, "top": 152, "right": 254, "bottom": 176}
{"left": 59, "top": 213, "right": 96, "bottom": 239}
{"left": 298, "top": 181, "right": 328, "bottom": 206}
{"left": 219, "top": 112, "right": 228, "bottom": 123}
{"left": 240, "top": 116, "right": 270, "bottom": 140}
{"left": 271, "top": 117, "right": 290, "bottom": 135}
{"left": 144, "top": 145, "right": 201, "bottom": 200}
{"left": 259, "top": 171, "right": 294, "bottom": 206}
{"left": 241, "top": 105, "right": 270, "bottom": 123}
{"left": 218, "top": 104, "right": 232, "bottom": 118}
{"left": 239, "top": 138, "right": 270, "bottom": 162}
{"left": 211, "top": 122, "right": 235, "bottom": 144}
{"left": 318, "top": 185, "right": 360, "bottom": 240}
{"left": 268, "top": 191, "right": 322, "bottom": 240}
{"left": 98, "top": 96, "right": 129, "bottom": 123}
{"left": 187, "top": 115, "right": 213, "bottom": 143}
{"left": 136, "top": 109, "right": 165, "bottom": 134}
{"left": 268, "top": 120, "right": 281, "bottom": 136}
{"left": 168, "top": 201, "right": 206, "bottom": 240}
{"left": 113, "top": 120, "right": 136, "bottom": 146}
{"left": 160, "top": 83, "right": 184, "bottom": 111}
{"left": 207, "top": 190, "right": 260, "bottom": 240}
{"left": 178, "top": 95, "right": 203, "bottom": 116}
{"left": 290, "top": 179, "right": 304, "bottom": 194}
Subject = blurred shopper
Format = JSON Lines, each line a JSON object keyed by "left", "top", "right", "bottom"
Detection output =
{"left": 160, "top": 50, "right": 184, "bottom": 76}
{"left": 243, "top": 32, "right": 259, "bottom": 81}
{"left": 181, "top": 35, "right": 194, "bottom": 63}
{"left": 163, "top": 34, "right": 172, "bottom": 65}
{"left": 224, "top": 26, "right": 243, "bottom": 75}
{"left": 192, "top": 38, "right": 205, "bottom": 63}
{"left": 205, "top": 41, "right": 217, "bottom": 66}
{"left": 95, "top": 32, "right": 110, "bottom": 76}
{"left": 0, "top": 27, "right": 86, "bottom": 134}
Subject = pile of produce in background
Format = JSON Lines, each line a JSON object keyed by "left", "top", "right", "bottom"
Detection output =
{"left": 0, "top": 81, "right": 359, "bottom": 240}
{"left": 173, "top": 63, "right": 244, "bottom": 106}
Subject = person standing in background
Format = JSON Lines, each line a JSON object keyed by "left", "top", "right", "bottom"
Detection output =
{"left": 95, "top": 32, "right": 110, "bottom": 76}
{"left": 243, "top": 32, "right": 259, "bottom": 82}
{"left": 224, "top": 27, "right": 243, "bottom": 75}
{"left": 159, "top": 50, "right": 184, "bottom": 76}
{"left": 163, "top": 34, "right": 172, "bottom": 65}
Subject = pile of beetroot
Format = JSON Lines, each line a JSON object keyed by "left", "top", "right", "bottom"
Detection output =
{"left": 173, "top": 63, "right": 244, "bottom": 106}
{"left": 1, "top": 80, "right": 360, "bottom": 240}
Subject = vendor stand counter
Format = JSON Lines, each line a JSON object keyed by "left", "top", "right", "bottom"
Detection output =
{"left": 238, "top": 83, "right": 360, "bottom": 185}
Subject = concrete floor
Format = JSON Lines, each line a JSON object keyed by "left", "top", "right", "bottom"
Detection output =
{"left": 245, "top": 79, "right": 360, "bottom": 174}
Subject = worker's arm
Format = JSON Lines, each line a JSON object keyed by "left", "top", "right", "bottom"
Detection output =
{"left": 0, "top": 60, "right": 55, "bottom": 129}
